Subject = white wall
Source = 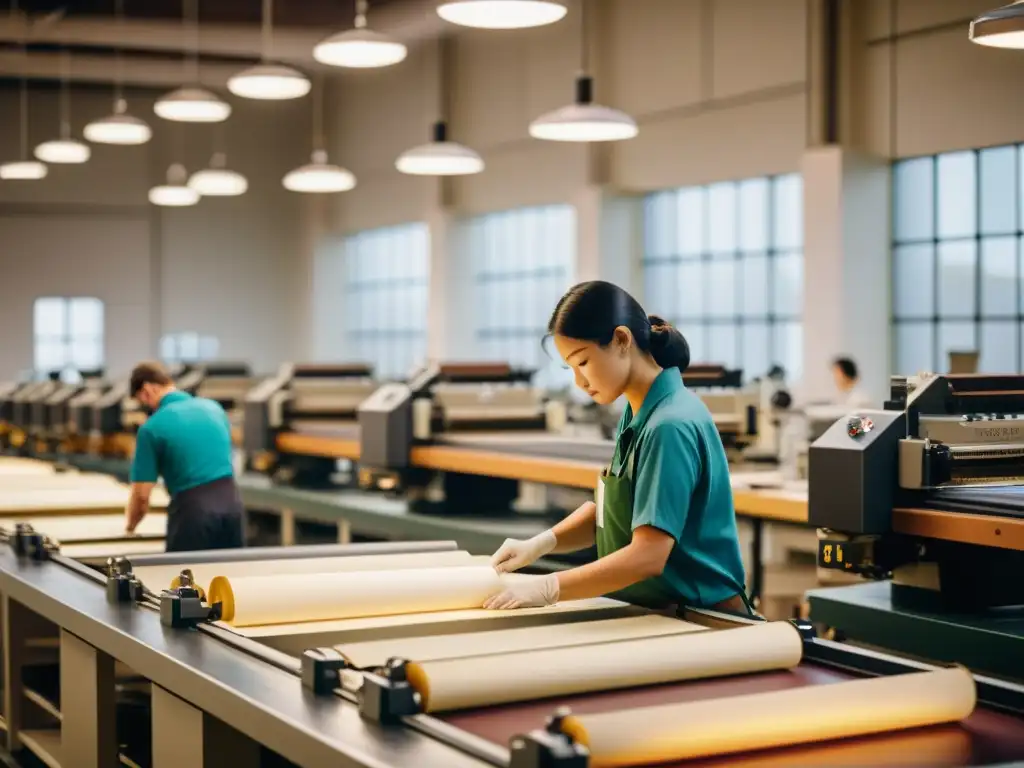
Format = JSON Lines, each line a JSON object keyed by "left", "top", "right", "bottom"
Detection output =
{"left": 0, "top": 84, "right": 310, "bottom": 379}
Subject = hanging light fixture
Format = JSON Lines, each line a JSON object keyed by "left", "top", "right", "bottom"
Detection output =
{"left": 149, "top": 163, "right": 201, "bottom": 206}
{"left": 529, "top": 0, "right": 636, "bottom": 142}
{"left": 283, "top": 76, "right": 356, "bottom": 193}
{"left": 1, "top": 4, "right": 47, "bottom": 181}
{"left": 970, "top": 2, "right": 1024, "bottom": 48}
{"left": 188, "top": 149, "right": 248, "bottom": 197}
{"left": 437, "top": 0, "right": 567, "bottom": 29}
{"left": 313, "top": 0, "right": 407, "bottom": 68}
{"left": 84, "top": 100, "right": 152, "bottom": 145}
{"left": 154, "top": 0, "right": 231, "bottom": 122}
{"left": 395, "top": 41, "right": 483, "bottom": 176}
{"left": 228, "top": 0, "right": 310, "bottom": 99}
{"left": 34, "top": 51, "right": 91, "bottom": 164}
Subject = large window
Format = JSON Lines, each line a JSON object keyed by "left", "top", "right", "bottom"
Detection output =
{"left": 643, "top": 174, "right": 804, "bottom": 382}
{"left": 893, "top": 146, "right": 1023, "bottom": 375}
{"left": 160, "top": 333, "right": 220, "bottom": 365}
{"left": 33, "top": 296, "right": 104, "bottom": 376}
{"left": 344, "top": 222, "right": 429, "bottom": 380}
{"left": 469, "top": 205, "right": 576, "bottom": 383}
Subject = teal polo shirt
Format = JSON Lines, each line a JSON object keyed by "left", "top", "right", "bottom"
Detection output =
{"left": 130, "top": 391, "right": 235, "bottom": 496}
{"left": 614, "top": 369, "right": 747, "bottom": 608}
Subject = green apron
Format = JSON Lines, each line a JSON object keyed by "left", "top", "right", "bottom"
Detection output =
{"left": 595, "top": 432, "right": 755, "bottom": 614}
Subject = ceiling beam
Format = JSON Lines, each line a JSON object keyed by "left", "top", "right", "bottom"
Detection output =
{"left": 0, "top": 49, "right": 241, "bottom": 89}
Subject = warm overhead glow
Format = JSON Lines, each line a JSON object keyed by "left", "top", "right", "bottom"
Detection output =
{"left": 437, "top": 0, "right": 567, "bottom": 29}
{"left": 154, "top": 87, "right": 232, "bottom": 123}
{"left": 188, "top": 167, "right": 248, "bottom": 197}
{"left": 313, "top": 28, "right": 408, "bottom": 68}
{"left": 83, "top": 111, "right": 153, "bottom": 146}
{"left": 34, "top": 139, "right": 91, "bottom": 164}
{"left": 149, "top": 163, "right": 200, "bottom": 206}
{"left": 0, "top": 161, "right": 48, "bottom": 180}
{"left": 396, "top": 122, "right": 484, "bottom": 176}
{"left": 283, "top": 150, "right": 356, "bottom": 193}
{"left": 970, "top": 2, "right": 1024, "bottom": 48}
{"left": 228, "top": 64, "right": 311, "bottom": 100}
{"left": 530, "top": 76, "right": 637, "bottom": 142}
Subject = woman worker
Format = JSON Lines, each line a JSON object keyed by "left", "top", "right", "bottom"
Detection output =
{"left": 484, "top": 281, "right": 752, "bottom": 615}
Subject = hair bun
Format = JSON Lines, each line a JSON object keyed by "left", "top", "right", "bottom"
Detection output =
{"left": 646, "top": 315, "right": 690, "bottom": 372}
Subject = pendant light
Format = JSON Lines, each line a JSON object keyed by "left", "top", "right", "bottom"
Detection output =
{"left": 34, "top": 52, "right": 91, "bottom": 164}
{"left": 189, "top": 125, "right": 248, "bottom": 197}
{"left": 1, "top": 3, "right": 47, "bottom": 181}
{"left": 313, "top": 0, "right": 407, "bottom": 69}
{"left": 970, "top": 1, "right": 1024, "bottom": 48}
{"left": 437, "top": 0, "right": 567, "bottom": 29}
{"left": 154, "top": 0, "right": 231, "bottom": 122}
{"left": 396, "top": 39, "right": 483, "bottom": 176}
{"left": 283, "top": 76, "right": 355, "bottom": 193}
{"left": 529, "top": 0, "right": 636, "bottom": 142}
{"left": 149, "top": 163, "right": 200, "bottom": 207}
{"left": 228, "top": 0, "right": 310, "bottom": 99}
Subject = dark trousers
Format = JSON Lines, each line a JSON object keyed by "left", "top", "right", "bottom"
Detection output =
{"left": 166, "top": 476, "right": 245, "bottom": 553}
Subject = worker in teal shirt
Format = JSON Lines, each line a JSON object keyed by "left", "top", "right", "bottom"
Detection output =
{"left": 485, "top": 281, "right": 751, "bottom": 614}
{"left": 126, "top": 361, "right": 244, "bottom": 552}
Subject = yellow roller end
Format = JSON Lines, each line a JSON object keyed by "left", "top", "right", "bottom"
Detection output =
{"left": 207, "top": 576, "right": 235, "bottom": 623}
{"left": 168, "top": 576, "right": 206, "bottom": 601}
{"left": 405, "top": 661, "right": 432, "bottom": 712}
{"left": 560, "top": 715, "right": 590, "bottom": 749}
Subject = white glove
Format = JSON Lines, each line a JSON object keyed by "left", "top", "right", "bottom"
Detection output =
{"left": 483, "top": 573, "right": 560, "bottom": 610}
{"left": 490, "top": 529, "right": 557, "bottom": 573}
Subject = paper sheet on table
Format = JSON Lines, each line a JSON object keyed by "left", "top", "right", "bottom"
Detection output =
{"left": 0, "top": 486, "right": 169, "bottom": 514}
{"left": 1, "top": 473, "right": 119, "bottom": 490}
{"left": 3, "top": 513, "right": 166, "bottom": 543}
{"left": 561, "top": 666, "right": 976, "bottom": 767}
{"left": 61, "top": 539, "right": 168, "bottom": 560}
{"left": 0, "top": 459, "right": 54, "bottom": 475}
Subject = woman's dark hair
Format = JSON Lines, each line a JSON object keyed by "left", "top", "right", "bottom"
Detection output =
{"left": 832, "top": 356, "right": 858, "bottom": 381}
{"left": 547, "top": 281, "right": 690, "bottom": 371}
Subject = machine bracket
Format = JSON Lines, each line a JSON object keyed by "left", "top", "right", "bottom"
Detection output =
{"left": 10, "top": 523, "right": 50, "bottom": 561}
{"left": 508, "top": 708, "right": 590, "bottom": 768}
{"left": 301, "top": 648, "right": 349, "bottom": 695}
{"left": 105, "top": 556, "right": 144, "bottom": 604}
{"left": 358, "top": 658, "right": 421, "bottom": 723}
{"left": 159, "top": 569, "right": 222, "bottom": 628}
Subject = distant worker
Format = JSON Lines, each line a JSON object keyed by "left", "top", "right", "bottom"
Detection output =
{"left": 831, "top": 357, "right": 873, "bottom": 409}
{"left": 484, "top": 281, "right": 752, "bottom": 615}
{"left": 124, "top": 362, "right": 244, "bottom": 552}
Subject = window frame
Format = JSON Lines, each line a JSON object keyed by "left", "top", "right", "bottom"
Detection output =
{"left": 32, "top": 296, "right": 105, "bottom": 376}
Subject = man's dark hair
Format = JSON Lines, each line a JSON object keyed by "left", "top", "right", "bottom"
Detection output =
{"left": 833, "top": 357, "right": 858, "bottom": 381}
{"left": 130, "top": 361, "right": 172, "bottom": 398}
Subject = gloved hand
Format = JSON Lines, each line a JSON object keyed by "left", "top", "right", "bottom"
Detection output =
{"left": 483, "top": 573, "right": 560, "bottom": 610}
{"left": 490, "top": 529, "right": 557, "bottom": 573}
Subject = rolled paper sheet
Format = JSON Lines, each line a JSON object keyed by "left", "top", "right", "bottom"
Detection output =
{"left": 558, "top": 665, "right": 977, "bottom": 767}
{"left": 208, "top": 565, "right": 505, "bottom": 627}
{"left": 407, "top": 621, "right": 803, "bottom": 712}
{"left": 140, "top": 550, "right": 483, "bottom": 594}
{"left": 339, "top": 614, "right": 704, "bottom": 669}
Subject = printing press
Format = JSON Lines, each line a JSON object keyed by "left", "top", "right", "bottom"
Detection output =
{"left": 808, "top": 373, "right": 1024, "bottom": 681}
{"left": 0, "top": 532, "right": 1021, "bottom": 768}
{"left": 243, "top": 362, "right": 376, "bottom": 485}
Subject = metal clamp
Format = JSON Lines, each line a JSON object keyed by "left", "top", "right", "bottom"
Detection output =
{"left": 105, "top": 556, "right": 144, "bottom": 605}
{"left": 509, "top": 708, "right": 589, "bottom": 768}
{"left": 301, "top": 648, "right": 349, "bottom": 695}
{"left": 358, "top": 658, "right": 421, "bottom": 724}
{"left": 159, "top": 569, "right": 222, "bottom": 628}
{"left": 10, "top": 523, "right": 49, "bottom": 561}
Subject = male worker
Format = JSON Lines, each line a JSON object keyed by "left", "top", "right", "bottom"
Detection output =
{"left": 125, "top": 362, "right": 244, "bottom": 552}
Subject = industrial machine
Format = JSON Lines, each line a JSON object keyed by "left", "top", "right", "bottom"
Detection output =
{"left": 0, "top": 535, "right": 1021, "bottom": 768}
{"left": 0, "top": 379, "right": 29, "bottom": 449}
{"left": 358, "top": 362, "right": 568, "bottom": 512}
{"left": 808, "top": 372, "right": 1024, "bottom": 680}
{"left": 34, "top": 369, "right": 106, "bottom": 454}
{"left": 243, "top": 362, "right": 375, "bottom": 485}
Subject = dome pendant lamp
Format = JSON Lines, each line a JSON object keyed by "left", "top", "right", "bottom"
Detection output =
{"left": 228, "top": 0, "right": 310, "bottom": 99}
{"left": 34, "top": 52, "right": 91, "bottom": 164}
{"left": 1, "top": 24, "right": 47, "bottom": 181}
{"left": 528, "top": 0, "right": 636, "bottom": 142}
{"left": 188, "top": 152, "right": 248, "bottom": 197}
{"left": 149, "top": 163, "right": 200, "bottom": 207}
{"left": 154, "top": 0, "right": 232, "bottom": 122}
{"left": 283, "top": 76, "right": 356, "bottom": 193}
{"left": 437, "top": 0, "right": 568, "bottom": 29}
{"left": 314, "top": 0, "right": 407, "bottom": 69}
{"left": 970, "top": 1, "right": 1024, "bottom": 48}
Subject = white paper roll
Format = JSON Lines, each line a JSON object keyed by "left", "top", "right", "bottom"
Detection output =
{"left": 209, "top": 565, "right": 505, "bottom": 627}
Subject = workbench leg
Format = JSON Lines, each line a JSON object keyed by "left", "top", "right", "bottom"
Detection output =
{"left": 152, "top": 686, "right": 261, "bottom": 768}
{"left": 60, "top": 630, "right": 118, "bottom": 768}
{"left": 749, "top": 520, "right": 764, "bottom": 608}
{"left": 337, "top": 519, "right": 351, "bottom": 545}
{"left": 280, "top": 509, "right": 296, "bottom": 547}
{"left": 2, "top": 597, "right": 54, "bottom": 751}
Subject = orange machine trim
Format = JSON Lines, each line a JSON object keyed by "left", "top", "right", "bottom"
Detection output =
{"left": 410, "top": 446, "right": 602, "bottom": 490}
{"left": 893, "top": 507, "right": 1024, "bottom": 552}
{"left": 276, "top": 432, "right": 361, "bottom": 461}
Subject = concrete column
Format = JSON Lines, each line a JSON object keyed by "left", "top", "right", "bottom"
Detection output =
{"left": 801, "top": 146, "right": 891, "bottom": 402}
{"left": 573, "top": 185, "right": 644, "bottom": 298}
{"left": 426, "top": 206, "right": 475, "bottom": 362}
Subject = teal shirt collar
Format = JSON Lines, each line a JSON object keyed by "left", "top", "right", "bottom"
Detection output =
{"left": 624, "top": 368, "right": 682, "bottom": 433}
{"left": 157, "top": 390, "right": 192, "bottom": 411}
